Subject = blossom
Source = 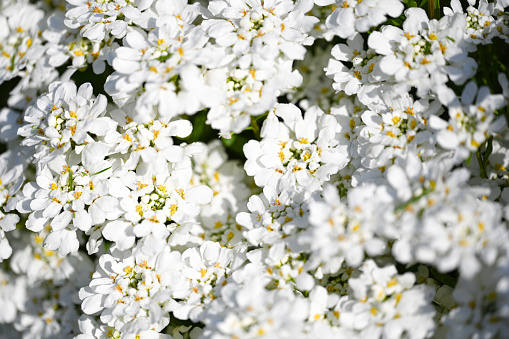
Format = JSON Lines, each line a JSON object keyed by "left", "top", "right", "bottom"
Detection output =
{"left": 324, "top": 0, "right": 404, "bottom": 39}
{"left": 18, "top": 81, "right": 110, "bottom": 165}
{"left": 244, "top": 103, "right": 349, "bottom": 192}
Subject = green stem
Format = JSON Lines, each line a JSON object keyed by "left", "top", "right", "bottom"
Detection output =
{"left": 476, "top": 150, "right": 488, "bottom": 179}
{"left": 251, "top": 116, "right": 261, "bottom": 140}
{"left": 91, "top": 166, "right": 112, "bottom": 176}
{"left": 428, "top": 0, "right": 434, "bottom": 19}
{"left": 68, "top": 170, "right": 74, "bottom": 191}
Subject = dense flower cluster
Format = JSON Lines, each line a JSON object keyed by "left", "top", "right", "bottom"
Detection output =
{"left": 1, "top": 0, "right": 509, "bottom": 338}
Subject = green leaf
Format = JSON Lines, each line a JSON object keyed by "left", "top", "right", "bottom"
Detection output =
{"left": 466, "top": 152, "right": 473, "bottom": 165}
{"left": 430, "top": 267, "right": 457, "bottom": 288}
{"left": 91, "top": 166, "right": 112, "bottom": 176}
{"left": 68, "top": 170, "right": 74, "bottom": 191}
{"left": 156, "top": 53, "right": 172, "bottom": 62}
{"left": 483, "top": 137, "right": 493, "bottom": 167}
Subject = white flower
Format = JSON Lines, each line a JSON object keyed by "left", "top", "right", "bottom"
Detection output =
{"left": 104, "top": 107, "right": 192, "bottom": 170}
{"left": 443, "top": 249, "right": 509, "bottom": 339}
{"left": 0, "top": 151, "right": 25, "bottom": 261}
{"left": 202, "top": 0, "right": 317, "bottom": 64}
{"left": 79, "top": 245, "right": 179, "bottom": 335}
{"left": 236, "top": 185, "right": 309, "bottom": 248}
{"left": 0, "top": 3, "right": 45, "bottom": 84}
{"left": 301, "top": 184, "right": 387, "bottom": 273}
{"left": 201, "top": 275, "right": 309, "bottom": 338}
{"left": 18, "top": 81, "right": 110, "bottom": 165}
{"left": 64, "top": 0, "right": 154, "bottom": 42}
{"left": 368, "top": 9, "right": 477, "bottom": 97}
{"left": 244, "top": 103, "right": 349, "bottom": 192}
{"left": 324, "top": 0, "right": 404, "bottom": 39}
{"left": 431, "top": 80, "right": 506, "bottom": 155}
{"left": 103, "top": 167, "right": 212, "bottom": 249}
{"left": 17, "top": 160, "right": 116, "bottom": 256}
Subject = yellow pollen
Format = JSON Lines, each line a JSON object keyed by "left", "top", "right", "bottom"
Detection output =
{"left": 494, "top": 164, "right": 506, "bottom": 171}
{"left": 392, "top": 116, "right": 401, "bottom": 125}
{"left": 429, "top": 180, "right": 436, "bottom": 189}
{"left": 136, "top": 181, "right": 148, "bottom": 190}
{"left": 136, "top": 204, "right": 143, "bottom": 216}
{"left": 439, "top": 42, "right": 447, "bottom": 54}
{"left": 387, "top": 277, "right": 398, "bottom": 288}
{"left": 26, "top": 38, "right": 33, "bottom": 47}
{"left": 157, "top": 39, "right": 165, "bottom": 45}
{"left": 353, "top": 70, "right": 362, "bottom": 80}
{"left": 50, "top": 183, "right": 58, "bottom": 190}
{"left": 227, "top": 232, "right": 234, "bottom": 241}
{"left": 404, "top": 32, "right": 415, "bottom": 40}
{"left": 149, "top": 66, "right": 157, "bottom": 73}
{"left": 178, "top": 47, "right": 184, "bottom": 56}
{"left": 73, "top": 191, "right": 82, "bottom": 199}
{"left": 153, "top": 130, "right": 160, "bottom": 139}
{"left": 314, "top": 314, "right": 321, "bottom": 320}
{"left": 341, "top": 1, "right": 349, "bottom": 8}
{"left": 279, "top": 151, "right": 285, "bottom": 162}
{"left": 74, "top": 50, "right": 84, "bottom": 56}
{"left": 386, "top": 131, "right": 396, "bottom": 137}
{"left": 170, "top": 204, "right": 178, "bottom": 215}
{"left": 429, "top": 33, "right": 438, "bottom": 40}
{"left": 299, "top": 137, "right": 309, "bottom": 144}
{"left": 370, "top": 307, "right": 378, "bottom": 315}
{"left": 16, "top": 27, "right": 25, "bottom": 33}
{"left": 200, "top": 268, "right": 207, "bottom": 278}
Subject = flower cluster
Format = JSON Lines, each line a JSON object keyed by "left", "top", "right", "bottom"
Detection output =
{"left": 1, "top": 0, "right": 509, "bottom": 338}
